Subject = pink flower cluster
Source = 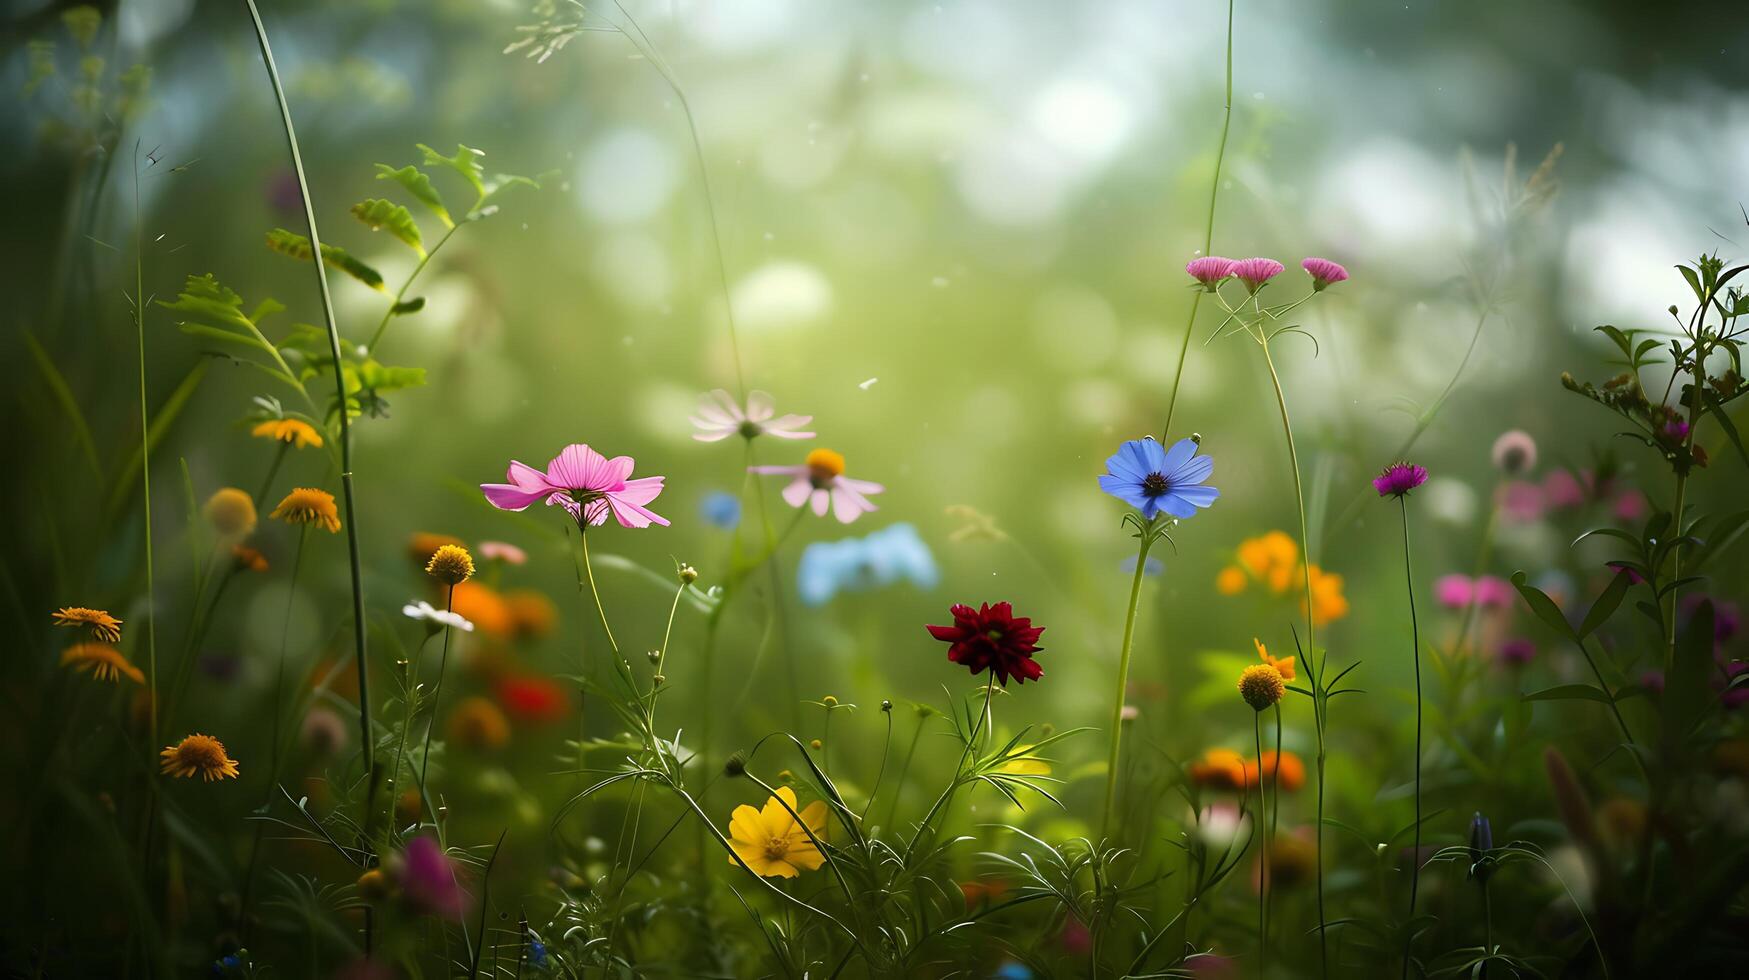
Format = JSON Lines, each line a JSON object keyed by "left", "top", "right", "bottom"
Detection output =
{"left": 1185, "top": 255, "right": 1349, "bottom": 293}
{"left": 1434, "top": 574, "right": 1515, "bottom": 611}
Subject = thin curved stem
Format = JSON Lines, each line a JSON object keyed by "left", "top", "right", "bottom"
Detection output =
{"left": 1254, "top": 709, "right": 1268, "bottom": 973}
{"left": 418, "top": 584, "right": 458, "bottom": 794}
{"left": 365, "top": 223, "right": 460, "bottom": 355}
{"left": 1400, "top": 497, "right": 1423, "bottom": 978}
{"left": 1101, "top": 534, "right": 1154, "bottom": 841}
{"left": 578, "top": 527, "right": 619, "bottom": 656}
{"left": 131, "top": 146, "right": 159, "bottom": 748}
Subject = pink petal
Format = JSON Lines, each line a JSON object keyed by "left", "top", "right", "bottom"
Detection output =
{"left": 691, "top": 425, "right": 737, "bottom": 442}
{"left": 481, "top": 482, "right": 551, "bottom": 511}
{"left": 810, "top": 488, "right": 831, "bottom": 517}
{"left": 616, "top": 475, "right": 665, "bottom": 506}
{"left": 745, "top": 390, "right": 776, "bottom": 423}
{"left": 831, "top": 484, "right": 877, "bottom": 523}
{"left": 708, "top": 389, "right": 744, "bottom": 422}
{"left": 607, "top": 493, "right": 670, "bottom": 528}
{"left": 781, "top": 477, "right": 813, "bottom": 509}
{"left": 763, "top": 414, "right": 815, "bottom": 439}
{"left": 837, "top": 477, "right": 885, "bottom": 496}
{"left": 750, "top": 465, "right": 807, "bottom": 476}
{"left": 546, "top": 444, "right": 606, "bottom": 490}
{"left": 506, "top": 459, "right": 549, "bottom": 489}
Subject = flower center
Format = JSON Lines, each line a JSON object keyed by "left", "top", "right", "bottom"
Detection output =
{"left": 1141, "top": 472, "right": 1170, "bottom": 497}
{"left": 806, "top": 448, "right": 846, "bottom": 484}
{"left": 178, "top": 737, "right": 226, "bottom": 768}
{"left": 763, "top": 836, "right": 791, "bottom": 861}
{"left": 738, "top": 420, "right": 762, "bottom": 439}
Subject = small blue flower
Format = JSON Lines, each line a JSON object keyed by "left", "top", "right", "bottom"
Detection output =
{"left": 527, "top": 938, "right": 549, "bottom": 968}
{"left": 994, "top": 962, "right": 1034, "bottom": 980}
{"left": 1098, "top": 437, "right": 1218, "bottom": 520}
{"left": 797, "top": 523, "right": 938, "bottom": 606}
{"left": 699, "top": 491, "right": 742, "bottom": 530}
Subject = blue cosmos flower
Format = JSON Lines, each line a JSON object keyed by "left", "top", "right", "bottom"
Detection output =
{"left": 797, "top": 523, "right": 938, "bottom": 606}
{"left": 1098, "top": 437, "right": 1219, "bottom": 520}
{"left": 699, "top": 490, "right": 742, "bottom": 529}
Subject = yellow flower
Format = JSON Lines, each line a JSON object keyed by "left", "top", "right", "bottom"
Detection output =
{"left": 52, "top": 606, "right": 123, "bottom": 643}
{"left": 60, "top": 643, "right": 144, "bottom": 684}
{"left": 726, "top": 785, "right": 829, "bottom": 878}
{"left": 1215, "top": 566, "right": 1247, "bottom": 595}
{"left": 271, "top": 487, "right": 341, "bottom": 533}
{"left": 1302, "top": 564, "right": 1349, "bottom": 626}
{"left": 1255, "top": 638, "right": 1295, "bottom": 682}
{"left": 252, "top": 418, "right": 324, "bottom": 449}
{"left": 203, "top": 487, "right": 258, "bottom": 537}
{"left": 806, "top": 448, "right": 846, "bottom": 481}
{"left": 1238, "top": 664, "right": 1285, "bottom": 712}
{"left": 1236, "top": 531, "right": 1299, "bottom": 593}
{"left": 159, "top": 733, "right": 241, "bottom": 781}
{"left": 425, "top": 544, "right": 475, "bottom": 585}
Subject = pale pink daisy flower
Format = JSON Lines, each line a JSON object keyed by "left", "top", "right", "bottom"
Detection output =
{"left": 690, "top": 389, "right": 814, "bottom": 443}
{"left": 750, "top": 448, "right": 884, "bottom": 524}
{"left": 1231, "top": 257, "right": 1285, "bottom": 293}
{"left": 477, "top": 541, "right": 527, "bottom": 565}
{"left": 481, "top": 444, "right": 669, "bottom": 529}
{"left": 1186, "top": 256, "right": 1237, "bottom": 290}
{"left": 1301, "top": 257, "right": 1349, "bottom": 291}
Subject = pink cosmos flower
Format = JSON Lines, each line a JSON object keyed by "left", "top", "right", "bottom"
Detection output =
{"left": 750, "top": 448, "right": 883, "bottom": 523}
{"left": 691, "top": 389, "right": 814, "bottom": 443}
{"left": 481, "top": 444, "right": 669, "bottom": 529}
{"left": 1186, "top": 256, "right": 1237, "bottom": 290}
{"left": 477, "top": 541, "right": 527, "bottom": 565}
{"left": 1473, "top": 575, "right": 1513, "bottom": 610}
{"left": 1434, "top": 574, "right": 1474, "bottom": 610}
{"left": 400, "top": 836, "right": 465, "bottom": 919}
{"left": 1301, "top": 257, "right": 1349, "bottom": 291}
{"left": 1232, "top": 257, "right": 1285, "bottom": 293}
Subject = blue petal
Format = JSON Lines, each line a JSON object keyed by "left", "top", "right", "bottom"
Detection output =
{"left": 1167, "top": 453, "right": 1213, "bottom": 487}
{"left": 1160, "top": 438, "right": 1197, "bottom": 474}
{"left": 1172, "top": 484, "right": 1219, "bottom": 508}
{"left": 1156, "top": 491, "right": 1199, "bottom": 519}
{"left": 1104, "top": 450, "right": 1147, "bottom": 481}
{"left": 1098, "top": 472, "right": 1141, "bottom": 499}
{"left": 1119, "top": 438, "right": 1167, "bottom": 475}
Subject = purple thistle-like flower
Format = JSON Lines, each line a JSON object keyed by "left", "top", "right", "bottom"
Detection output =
{"left": 1186, "top": 256, "right": 1237, "bottom": 291}
{"left": 1301, "top": 257, "right": 1349, "bottom": 291}
{"left": 1373, "top": 461, "right": 1428, "bottom": 498}
{"left": 1231, "top": 257, "right": 1285, "bottom": 293}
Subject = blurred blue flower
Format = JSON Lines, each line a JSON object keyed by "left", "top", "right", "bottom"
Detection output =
{"left": 797, "top": 523, "right": 938, "bottom": 606}
{"left": 528, "top": 938, "right": 548, "bottom": 968}
{"left": 1121, "top": 554, "right": 1164, "bottom": 576}
{"left": 994, "top": 962, "right": 1034, "bottom": 980}
{"left": 699, "top": 491, "right": 742, "bottom": 530}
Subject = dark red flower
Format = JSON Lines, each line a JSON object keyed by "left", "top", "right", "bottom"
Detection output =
{"left": 926, "top": 602, "right": 1046, "bottom": 685}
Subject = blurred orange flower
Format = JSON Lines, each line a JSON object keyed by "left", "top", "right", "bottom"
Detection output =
{"left": 505, "top": 589, "right": 559, "bottom": 638}
{"left": 1189, "top": 748, "right": 1250, "bottom": 791}
{"left": 1244, "top": 750, "right": 1305, "bottom": 792}
{"left": 451, "top": 582, "right": 514, "bottom": 636}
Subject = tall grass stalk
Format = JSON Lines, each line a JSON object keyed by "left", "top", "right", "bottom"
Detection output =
{"left": 241, "top": 0, "right": 375, "bottom": 795}
{"left": 130, "top": 144, "right": 160, "bottom": 748}
{"left": 1396, "top": 496, "right": 1423, "bottom": 977}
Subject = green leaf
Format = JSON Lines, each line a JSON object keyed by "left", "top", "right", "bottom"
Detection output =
{"left": 1662, "top": 600, "right": 1714, "bottom": 751}
{"left": 1705, "top": 389, "right": 1749, "bottom": 471}
{"left": 24, "top": 331, "right": 103, "bottom": 481}
{"left": 354, "top": 360, "right": 425, "bottom": 393}
{"left": 390, "top": 297, "right": 425, "bottom": 315}
{"left": 265, "top": 228, "right": 386, "bottom": 292}
{"left": 159, "top": 273, "right": 253, "bottom": 332}
{"left": 1678, "top": 263, "right": 1704, "bottom": 303}
{"left": 1578, "top": 569, "right": 1632, "bottom": 638}
{"left": 375, "top": 164, "right": 453, "bottom": 228}
{"left": 1523, "top": 684, "right": 1615, "bottom": 705}
{"left": 1510, "top": 571, "right": 1576, "bottom": 640}
{"left": 418, "top": 142, "right": 487, "bottom": 203}
{"left": 350, "top": 198, "right": 424, "bottom": 256}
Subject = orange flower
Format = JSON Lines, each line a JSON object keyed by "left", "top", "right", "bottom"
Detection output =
{"left": 52, "top": 606, "right": 123, "bottom": 643}
{"left": 60, "top": 643, "right": 144, "bottom": 684}
{"left": 1215, "top": 566, "right": 1247, "bottom": 595}
{"left": 1188, "top": 748, "right": 1250, "bottom": 791}
{"left": 271, "top": 488, "right": 341, "bottom": 533}
{"left": 159, "top": 733, "right": 241, "bottom": 781}
{"left": 232, "top": 545, "right": 269, "bottom": 572}
{"left": 1244, "top": 750, "right": 1305, "bottom": 792}
{"left": 408, "top": 532, "right": 466, "bottom": 568}
{"left": 505, "top": 589, "right": 558, "bottom": 638}
{"left": 447, "top": 696, "right": 511, "bottom": 751}
{"left": 1236, "top": 531, "right": 1299, "bottom": 593}
{"left": 451, "top": 582, "right": 514, "bottom": 636}
{"left": 252, "top": 417, "right": 324, "bottom": 449}
{"left": 1255, "top": 638, "right": 1295, "bottom": 681}
{"left": 1302, "top": 564, "right": 1349, "bottom": 626}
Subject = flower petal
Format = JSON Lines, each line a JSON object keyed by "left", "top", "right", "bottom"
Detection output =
{"left": 481, "top": 482, "right": 551, "bottom": 511}
{"left": 1167, "top": 452, "right": 1213, "bottom": 487}
{"left": 745, "top": 390, "right": 776, "bottom": 422}
{"left": 1160, "top": 438, "right": 1197, "bottom": 475}
{"left": 781, "top": 477, "right": 813, "bottom": 509}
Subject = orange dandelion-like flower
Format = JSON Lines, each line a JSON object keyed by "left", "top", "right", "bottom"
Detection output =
{"left": 252, "top": 417, "right": 324, "bottom": 449}
{"left": 426, "top": 544, "right": 475, "bottom": 586}
{"left": 447, "top": 696, "right": 511, "bottom": 751}
{"left": 505, "top": 589, "right": 558, "bottom": 638}
{"left": 52, "top": 606, "right": 123, "bottom": 643}
{"left": 60, "top": 643, "right": 144, "bottom": 684}
{"left": 159, "top": 733, "right": 241, "bottom": 781}
{"left": 271, "top": 488, "right": 341, "bottom": 533}
{"left": 1255, "top": 638, "right": 1295, "bottom": 681}
{"left": 1188, "top": 748, "right": 1251, "bottom": 791}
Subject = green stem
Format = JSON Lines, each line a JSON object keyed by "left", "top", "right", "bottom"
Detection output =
{"left": 578, "top": 527, "right": 619, "bottom": 656}
{"left": 1161, "top": 0, "right": 1235, "bottom": 440}
{"left": 1101, "top": 534, "right": 1154, "bottom": 841}
{"left": 131, "top": 145, "right": 159, "bottom": 749}
{"left": 365, "top": 223, "right": 460, "bottom": 355}
{"left": 418, "top": 584, "right": 458, "bottom": 795}
{"left": 1399, "top": 496, "right": 1423, "bottom": 979}
{"left": 904, "top": 677, "right": 995, "bottom": 862}
{"left": 241, "top": 0, "right": 376, "bottom": 826}
{"left": 254, "top": 442, "right": 290, "bottom": 506}
{"left": 1254, "top": 709, "right": 1268, "bottom": 973}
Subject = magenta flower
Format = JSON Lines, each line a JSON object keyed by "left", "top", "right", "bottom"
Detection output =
{"left": 750, "top": 448, "right": 884, "bottom": 524}
{"left": 1497, "top": 480, "right": 1547, "bottom": 523}
{"left": 1542, "top": 469, "right": 1586, "bottom": 508}
{"left": 1301, "top": 257, "right": 1349, "bottom": 291}
{"left": 481, "top": 444, "right": 669, "bottom": 529}
{"left": 400, "top": 836, "right": 465, "bottom": 919}
{"left": 691, "top": 389, "right": 815, "bottom": 443}
{"left": 1231, "top": 257, "right": 1285, "bottom": 293}
{"left": 1434, "top": 573, "right": 1474, "bottom": 610}
{"left": 1473, "top": 575, "right": 1513, "bottom": 609}
{"left": 1372, "top": 461, "right": 1428, "bottom": 498}
{"left": 1613, "top": 489, "right": 1648, "bottom": 522}
{"left": 1186, "top": 256, "right": 1237, "bottom": 291}
{"left": 1497, "top": 637, "right": 1536, "bottom": 667}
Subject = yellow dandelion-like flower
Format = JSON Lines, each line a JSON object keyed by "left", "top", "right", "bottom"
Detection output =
{"left": 159, "top": 733, "right": 241, "bottom": 781}
{"left": 252, "top": 417, "right": 324, "bottom": 449}
{"left": 805, "top": 448, "right": 846, "bottom": 481}
{"left": 425, "top": 544, "right": 475, "bottom": 585}
{"left": 1255, "top": 638, "right": 1295, "bottom": 682}
{"left": 1238, "top": 663, "right": 1285, "bottom": 712}
{"left": 203, "top": 487, "right": 257, "bottom": 537}
{"left": 271, "top": 487, "right": 341, "bottom": 533}
{"left": 52, "top": 606, "right": 123, "bottom": 643}
{"left": 60, "top": 643, "right": 144, "bottom": 684}
{"left": 726, "top": 786, "right": 829, "bottom": 878}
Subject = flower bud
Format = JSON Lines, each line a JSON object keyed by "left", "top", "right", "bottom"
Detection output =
{"left": 822, "top": 695, "right": 838, "bottom": 707}
{"left": 678, "top": 563, "right": 699, "bottom": 584}
{"left": 722, "top": 753, "right": 746, "bottom": 777}
{"left": 810, "top": 739, "right": 823, "bottom": 750}
{"left": 880, "top": 699, "right": 893, "bottom": 712}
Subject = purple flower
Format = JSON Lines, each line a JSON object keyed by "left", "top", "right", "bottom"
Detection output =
{"left": 1497, "top": 637, "right": 1536, "bottom": 667}
{"left": 1186, "top": 256, "right": 1237, "bottom": 291}
{"left": 1098, "top": 437, "right": 1220, "bottom": 520}
{"left": 1231, "top": 257, "right": 1285, "bottom": 293}
{"left": 400, "top": 837, "right": 465, "bottom": 919}
{"left": 1372, "top": 461, "right": 1428, "bottom": 498}
{"left": 481, "top": 444, "right": 669, "bottom": 529}
{"left": 1497, "top": 480, "right": 1547, "bottom": 523}
{"left": 1301, "top": 257, "right": 1349, "bottom": 291}
{"left": 690, "top": 389, "right": 814, "bottom": 443}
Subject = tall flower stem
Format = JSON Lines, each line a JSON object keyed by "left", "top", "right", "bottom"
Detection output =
{"left": 1253, "top": 709, "right": 1269, "bottom": 973}
{"left": 241, "top": 0, "right": 374, "bottom": 798}
{"left": 1397, "top": 496, "right": 1423, "bottom": 978}
{"left": 131, "top": 145, "right": 159, "bottom": 748}
{"left": 1161, "top": 0, "right": 1235, "bottom": 440}
{"left": 1101, "top": 533, "right": 1154, "bottom": 841}
{"left": 418, "top": 584, "right": 459, "bottom": 793}
{"left": 578, "top": 527, "right": 619, "bottom": 656}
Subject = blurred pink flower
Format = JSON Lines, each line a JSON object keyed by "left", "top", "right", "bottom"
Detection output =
{"left": 1474, "top": 576, "right": 1514, "bottom": 609}
{"left": 1434, "top": 574, "right": 1474, "bottom": 610}
{"left": 477, "top": 541, "right": 527, "bottom": 565}
{"left": 1497, "top": 637, "right": 1536, "bottom": 667}
{"left": 750, "top": 448, "right": 884, "bottom": 524}
{"left": 1186, "top": 256, "right": 1236, "bottom": 290}
{"left": 1543, "top": 469, "right": 1586, "bottom": 508}
{"left": 1613, "top": 490, "right": 1648, "bottom": 522}
{"left": 1232, "top": 257, "right": 1285, "bottom": 293}
{"left": 1496, "top": 480, "right": 1546, "bottom": 522}
{"left": 690, "top": 389, "right": 814, "bottom": 443}
{"left": 1301, "top": 257, "right": 1349, "bottom": 290}
{"left": 1490, "top": 430, "right": 1538, "bottom": 475}
{"left": 481, "top": 444, "right": 669, "bottom": 529}
{"left": 400, "top": 837, "right": 465, "bottom": 919}
{"left": 1059, "top": 917, "right": 1092, "bottom": 955}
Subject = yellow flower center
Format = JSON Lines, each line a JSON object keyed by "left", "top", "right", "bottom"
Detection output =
{"left": 763, "top": 836, "right": 792, "bottom": 861}
{"left": 806, "top": 448, "right": 845, "bottom": 483}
